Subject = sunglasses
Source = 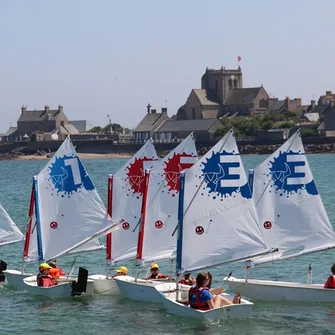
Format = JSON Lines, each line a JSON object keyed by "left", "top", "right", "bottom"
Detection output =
{"left": 151, "top": 268, "right": 159, "bottom": 271}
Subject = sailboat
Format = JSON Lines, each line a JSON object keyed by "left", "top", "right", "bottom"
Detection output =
{"left": 225, "top": 129, "right": 335, "bottom": 302}
{"left": 88, "top": 139, "right": 158, "bottom": 294}
{"left": 0, "top": 201, "right": 25, "bottom": 281}
{"left": 156, "top": 129, "right": 272, "bottom": 320}
{"left": 114, "top": 133, "right": 200, "bottom": 302}
{"left": 5, "top": 179, "right": 104, "bottom": 291}
{"left": 21, "top": 136, "right": 118, "bottom": 298}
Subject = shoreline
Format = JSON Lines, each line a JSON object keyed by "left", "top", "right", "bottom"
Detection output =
{"left": 0, "top": 143, "right": 335, "bottom": 161}
{"left": 2, "top": 153, "right": 133, "bottom": 161}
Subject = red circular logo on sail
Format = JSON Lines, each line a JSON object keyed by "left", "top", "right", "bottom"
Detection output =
{"left": 127, "top": 157, "right": 154, "bottom": 195}
{"left": 122, "top": 222, "right": 130, "bottom": 230}
{"left": 50, "top": 221, "right": 58, "bottom": 229}
{"left": 263, "top": 221, "right": 272, "bottom": 230}
{"left": 195, "top": 226, "right": 204, "bottom": 235}
{"left": 164, "top": 153, "right": 196, "bottom": 192}
{"left": 155, "top": 220, "right": 163, "bottom": 229}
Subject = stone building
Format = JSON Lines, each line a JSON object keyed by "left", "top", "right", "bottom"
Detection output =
{"left": 17, "top": 105, "right": 68, "bottom": 137}
{"left": 176, "top": 66, "right": 270, "bottom": 120}
{"left": 132, "top": 104, "right": 169, "bottom": 141}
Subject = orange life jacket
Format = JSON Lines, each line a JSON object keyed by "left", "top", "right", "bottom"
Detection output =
{"left": 188, "top": 286, "right": 210, "bottom": 310}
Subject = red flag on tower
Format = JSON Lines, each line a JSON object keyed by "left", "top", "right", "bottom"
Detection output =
{"left": 237, "top": 56, "right": 241, "bottom": 62}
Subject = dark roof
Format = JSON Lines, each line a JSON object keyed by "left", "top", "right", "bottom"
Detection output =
{"left": 324, "top": 105, "right": 335, "bottom": 115}
{"left": 69, "top": 120, "right": 95, "bottom": 132}
{"left": 4, "top": 127, "right": 17, "bottom": 136}
{"left": 155, "top": 119, "right": 220, "bottom": 133}
{"left": 134, "top": 112, "right": 165, "bottom": 132}
{"left": 193, "top": 89, "right": 220, "bottom": 106}
{"left": 267, "top": 100, "right": 285, "bottom": 113}
{"left": 18, "top": 109, "right": 61, "bottom": 122}
{"left": 224, "top": 87, "right": 262, "bottom": 105}
{"left": 307, "top": 105, "right": 329, "bottom": 116}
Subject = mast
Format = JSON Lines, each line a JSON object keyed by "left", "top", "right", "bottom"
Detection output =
{"left": 106, "top": 174, "right": 113, "bottom": 263}
{"left": 175, "top": 171, "right": 186, "bottom": 301}
{"left": 21, "top": 183, "right": 35, "bottom": 273}
{"left": 135, "top": 168, "right": 150, "bottom": 281}
{"left": 33, "top": 175, "right": 44, "bottom": 262}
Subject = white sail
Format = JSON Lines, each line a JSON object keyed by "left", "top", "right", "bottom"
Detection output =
{"left": 35, "top": 137, "right": 117, "bottom": 261}
{"left": 251, "top": 130, "right": 335, "bottom": 265}
{"left": 109, "top": 138, "right": 158, "bottom": 263}
{"left": 178, "top": 129, "right": 267, "bottom": 273}
{"left": 0, "top": 202, "right": 24, "bottom": 247}
{"left": 140, "top": 133, "right": 197, "bottom": 263}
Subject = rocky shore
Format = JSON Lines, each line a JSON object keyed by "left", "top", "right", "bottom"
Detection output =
{"left": 1, "top": 143, "right": 335, "bottom": 161}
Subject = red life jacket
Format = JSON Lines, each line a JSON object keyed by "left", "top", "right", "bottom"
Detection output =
{"left": 179, "top": 279, "right": 194, "bottom": 286}
{"left": 188, "top": 286, "right": 210, "bottom": 310}
{"left": 147, "top": 273, "right": 169, "bottom": 280}
{"left": 324, "top": 275, "right": 335, "bottom": 288}
{"left": 37, "top": 273, "right": 55, "bottom": 287}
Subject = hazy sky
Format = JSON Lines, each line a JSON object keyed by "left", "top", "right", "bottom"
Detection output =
{"left": 1, "top": 0, "right": 334, "bottom": 132}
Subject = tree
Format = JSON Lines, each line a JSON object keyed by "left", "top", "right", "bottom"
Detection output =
{"left": 88, "top": 126, "right": 102, "bottom": 133}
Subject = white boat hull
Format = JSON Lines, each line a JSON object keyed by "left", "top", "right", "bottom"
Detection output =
{"left": 225, "top": 276, "right": 335, "bottom": 302}
{"left": 114, "top": 275, "right": 180, "bottom": 303}
{"left": 4, "top": 269, "right": 32, "bottom": 291}
{"left": 88, "top": 274, "right": 121, "bottom": 295}
{"left": 155, "top": 283, "right": 253, "bottom": 321}
{"left": 23, "top": 275, "right": 94, "bottom": 298}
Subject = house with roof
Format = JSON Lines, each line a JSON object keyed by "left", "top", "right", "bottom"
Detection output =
{"left": 68, "top": 120, "right": 95, "bottom": 133}
{"left": 17, "top": 105, "right": 68, "bottom": 137}
{"left": 323, "top": 104, "right": 335, "bottom": 136}
{"left": 222, "top": 86, "right": 269, "bottom": 116}
{"left": 266, "top": 96, "right": 302, "bottom": 115}
{"left": 132, "top": 104, "right": 169, "bottom": 141}
{"left": 0, "top": 127, "right": 18, "bottom": 142}
{"left": 153, "top": 119, "right": 222, "bottom": 141}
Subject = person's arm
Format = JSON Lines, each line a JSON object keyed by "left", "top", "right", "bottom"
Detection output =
{"left": 210, "top": 286, "right": 224, "bottom": 295}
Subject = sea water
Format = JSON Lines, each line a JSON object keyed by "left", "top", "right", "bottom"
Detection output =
{"left": 0, "top": 155, "right": 334, "bottom": 335}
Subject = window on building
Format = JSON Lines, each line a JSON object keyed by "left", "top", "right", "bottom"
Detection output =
{"left": 228, "top": 79, "right": 232, "bottom": 89}
{"left": 233, "top": 79, "right": 238, "bottom": 88}
{"left": 192, "top": 108, "right": 196, "bottom": 119}
{"left": 215, "top": 80, "right": 218, "bottom": 91}
{"left": 259, "top": 98, "right": 267, "bottom": 108}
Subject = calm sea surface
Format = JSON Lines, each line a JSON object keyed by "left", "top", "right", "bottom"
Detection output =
{"left": 0, "top": 155, "right": 335, "bottom": 335}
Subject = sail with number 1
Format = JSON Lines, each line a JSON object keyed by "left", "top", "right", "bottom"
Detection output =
{"left": 21, "top": 136, "right": 118, "bottom": 298}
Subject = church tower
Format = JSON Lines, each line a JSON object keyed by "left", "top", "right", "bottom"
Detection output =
{"left": 201, "top": 66, "right": 243, "bottom": 103}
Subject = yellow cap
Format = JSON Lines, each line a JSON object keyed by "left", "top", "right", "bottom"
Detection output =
{"left": 115, "top": 266, "right": 128, "bottom": 274}
{"left": 39, "top": 263, "right": 52, "bottom": 270}
{"left": 150, "top": 263, "right": 159, "bottom": 270}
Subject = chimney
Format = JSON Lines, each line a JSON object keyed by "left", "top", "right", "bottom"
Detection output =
{"left": 21, "top": 105, "right": 26, "bottom": 114}
{"left": 326, "top": 90, "right": 332, "bottom": 96}
{"left": 294, "top": 98, "right": 302, "bottom": 107}
{"left": 58, "top": 105, "right": 63, "bottom": 113}
{"left": 284, "top": 97, "right": 290, "bottom": 110}
{"left": 146, "top": 103, "right": 151, "bottom": 114}
{"left": 45, "top": 105, "right": 49, "bottom": 113}
{"left": 151, "top": 109, "right": 156, "bottom": 114}
{"left": 310, "top": 100, "right": 316, "bottom": 108}
{"left": 161, "top": 107, "right": 167, "bottom": 115}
